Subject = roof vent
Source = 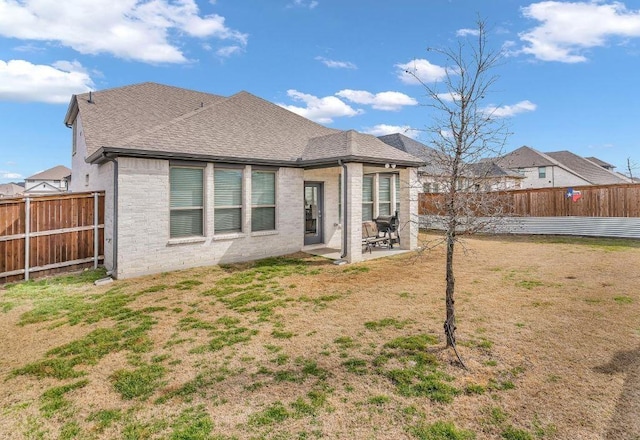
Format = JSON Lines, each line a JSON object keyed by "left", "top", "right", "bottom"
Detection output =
{"left": 88, "top": 91, "right": 94, "bottom": 104}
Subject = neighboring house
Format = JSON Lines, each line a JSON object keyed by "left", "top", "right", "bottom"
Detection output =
{"left": 465, "top": 161, "right": 524, "bottom": 191}
{"left": 497, "top": 146, "right": 631, "bottom": 189}
{"left": 0, "top": 183, "right": 24, "bottom": 198}
{"left": 64, "top": 82, "right": 422, "bottom": 279}
{"left": 378, "top": 133, "right": 523, "bottom": 192}
{"left": 23, "top": 165, "right": 71, "bottom": 194}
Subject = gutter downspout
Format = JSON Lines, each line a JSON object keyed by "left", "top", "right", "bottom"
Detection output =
{"left": 103, "top": 154, "right": 118, "bottom": 277}
{"left": 339, "top": 160, "right": 348, "bottom": 259}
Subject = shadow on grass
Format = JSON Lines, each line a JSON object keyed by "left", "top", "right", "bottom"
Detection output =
{"left": 594, "top": 344, "right": 640, "bottom": 439}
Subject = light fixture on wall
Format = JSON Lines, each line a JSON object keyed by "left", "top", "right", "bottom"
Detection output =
{"left": 385, "top": 163, "right": 397, "bottom": 169}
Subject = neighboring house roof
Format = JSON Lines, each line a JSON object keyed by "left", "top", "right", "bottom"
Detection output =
{"left": 546, "top": 151, "right": 630, "bottom": 185}
{"left": 378, "top": 133, "right": 522, "bottom": 180}
{"left": 65, "top": 83, "right": 422, "bottom": 168}
{"left": 25, "top": 165, "right": 71, "bottom": 181}
{"left": 0, "top": 183, "right": 24, "bottom": 197}
{"left": 585, "top": 156, "right": 615, "bottom": 169}
{"left": 466, "top": 161, "right": 524, "bottom": 179}
{"left": 497, "top": 146, "right": 557, "bottom": 168}
{"left": 377, "top": 133, "right": 446, "bottom": 175}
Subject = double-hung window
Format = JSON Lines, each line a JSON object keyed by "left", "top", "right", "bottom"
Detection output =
{"left": 170, "top": 166, "right": 204, "bottom": 238}
{"left": 362, "top": 175, "right": 374, "bottom": 221}
{"left": 214, "top": 168, "right": 243, "bottom": 233}
{"left": 378, "top": 175, "right": 392, "bottom": 216}
{"left": 251, "top": 170, "right": 276, "bottom": 231}
{"left": 538, "top": 166, "right": 546, "bottom": 179}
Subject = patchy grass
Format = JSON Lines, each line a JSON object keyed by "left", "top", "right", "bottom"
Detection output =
{"left": 1, "top": 236, "right": 639, "bottom": 439}
{"left": 111, "top": 363, "right": 166, "bottom": 400}
{"left": 409, "top": 420, "right": 475, "bottom": 440}
{"left": 364, "top": 317, "right": 413, "bottom": 330}
{"left": 40, "top": 380, "right": 89, "bottom": 418}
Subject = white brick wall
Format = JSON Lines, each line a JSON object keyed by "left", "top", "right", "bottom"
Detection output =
{"left": 114, "top": 158, "right": 305, "bottom": 279}
{"left": 69, "top": 115, "right": 116, "bottom": 272}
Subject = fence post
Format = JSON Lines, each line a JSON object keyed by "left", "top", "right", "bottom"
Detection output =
{"left": 94, "top": 192, "right": 99, "bottom": 269}
{"left": 24, "top": 197, "right": 30, "bottom": 281}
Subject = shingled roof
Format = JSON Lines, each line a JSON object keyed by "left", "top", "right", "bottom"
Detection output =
{"left": 0, "top": 183, "right": 24, "bottom": 198}
{"left": 65, "top": 83, "right": 422, "bottom": 168}
{"left": 585, "top": 156, "right": 614, "bottom": 169}
{"left": 65, "top": 82, "right": 224, "bottom": 158}
{"left": 25, "top": 165, "right": 71, "bottom": 181}
{"left": 546, "top": 151, "right": 629, "bottom": 185}
{"left": 497, "top": 146, "right": 558, "bottom": 168}
{"left": 377, "top": 133, "right": 446, "bottom": 175}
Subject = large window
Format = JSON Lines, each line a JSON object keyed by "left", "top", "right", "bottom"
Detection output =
{"left": 215, "top": 168, "right": 243, "bottom": 233}
{"left": 362, "top": 175, "right": 374, "bottom": 221}
{"left": 251, "top": 170, "right": 276, "bottom": 231}
{"left": 170, "top": 167, "right": 204, "bottom": 238}
{"left": 378, "top": 175, "right": 392, "bottom": 216}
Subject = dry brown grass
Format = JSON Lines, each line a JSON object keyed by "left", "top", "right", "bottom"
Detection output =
{"left": 1, "top": 233, "right": 639, "bottom": 440}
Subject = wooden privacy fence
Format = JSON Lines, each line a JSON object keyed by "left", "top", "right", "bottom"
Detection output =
{"left": 0, "top": 192, "right": 105, "bottom": 283}
{"left": 420, "top": 183, "right": 640, "bottom": 218}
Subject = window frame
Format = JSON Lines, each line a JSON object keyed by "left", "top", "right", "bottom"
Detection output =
{"left": 538, "top": 166, "right": 547, "bottom": 179}
{"left": 214, "top": 167, "right": 244, "bottom": 234}
{"left": 251, "top": 169, "right": 277, "bottom": 232}
{"left": 362, "top": 175, "right": 374, "bottom": 221}
{"left": 169, "top": 165, "right": 205, "bottom": 239}
{"left": 378, "top": 174, "right": 392, "bottom": 216}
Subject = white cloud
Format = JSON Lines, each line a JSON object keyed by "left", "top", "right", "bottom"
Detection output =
{"left": 456, "top": 28, "right": 480, "bottom": 37}
{"left": 315, "top": 56, "right": 357, "bottom": 69}
{"left": 363, "top": 124, "right": 420, "bottom": 138}
{"left": 436, "top": 92, "right": 462, "bottom": 102}
{"left": 279, "top": 90, "right": 362, "bottom": 124}
{"left": 0, "top": 59, "right": 93, "bottom": 104}
{"left": 396, "top": 59, "right": 448, "bottom": 84}
{"left": 336, "top": 89, "right": 417, "bottom": 111}
{"left": 0, "top": 0, "right": 247, "bottom": 63}
{"left": 288, "top": 0, "right": 319, "bottom": 9}
{"left": 1, "top": 171, "right": 23, "bottom": 179}
{"left": 216, "top": 45, "right": 243, "bottom": 57}
{"left": 482, "top": 100, "right": 537, "bottom": 118}
{"left": 519, "top": 1, "right": 640, "bottom": 63}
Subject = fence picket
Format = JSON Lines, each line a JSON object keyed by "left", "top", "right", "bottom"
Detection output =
{"left": 0, "top": 192, "right": 105, "bottom": 283}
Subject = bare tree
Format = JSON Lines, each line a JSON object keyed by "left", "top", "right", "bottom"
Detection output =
{"left": 406, "top": 19, "right": 511, "bottom": 364}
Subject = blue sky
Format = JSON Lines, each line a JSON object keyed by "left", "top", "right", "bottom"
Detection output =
{"left": 1, "top": 0, "right": 640, "bottom": 183}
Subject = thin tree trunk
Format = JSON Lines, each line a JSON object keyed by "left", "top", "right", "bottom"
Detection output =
{"left": 444, "top": 229, "right": 456, "bottom": 347}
